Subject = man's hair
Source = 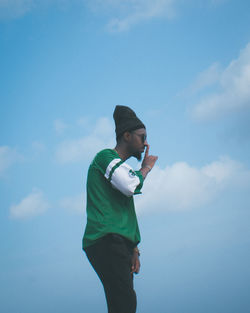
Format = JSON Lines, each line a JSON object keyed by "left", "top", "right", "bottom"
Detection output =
{"left": 116, "top": 132, "right": 124, "bottom": 144}
{"left": 113, "top": 105, "right": 145, "bottom": 139}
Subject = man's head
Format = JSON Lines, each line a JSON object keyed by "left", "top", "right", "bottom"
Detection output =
{"left": 113, "top": 105, "right": 147, "bottom": 161}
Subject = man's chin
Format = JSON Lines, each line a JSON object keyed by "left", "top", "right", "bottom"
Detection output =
{"left": 133, "top": 152, "right": 142, "bottom": 161}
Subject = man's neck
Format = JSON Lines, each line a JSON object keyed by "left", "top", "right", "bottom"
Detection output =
{"left": 114, "top": 144, "right": 130, "bottom": 161}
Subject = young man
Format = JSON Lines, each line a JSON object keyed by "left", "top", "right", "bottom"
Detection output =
{"left": 83, "top": 105, "right": 158, "bottom": 313}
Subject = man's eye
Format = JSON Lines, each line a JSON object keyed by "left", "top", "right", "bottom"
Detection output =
{"left": 141, "top": 135, "right": 146, "bottom": 142}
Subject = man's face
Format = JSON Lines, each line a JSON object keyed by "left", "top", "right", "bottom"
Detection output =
{"left": 129, "top": 128, "right": 148, "bottom": 161}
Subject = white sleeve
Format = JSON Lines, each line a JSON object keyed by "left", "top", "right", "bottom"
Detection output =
{"left": 105, "top": 160, "right": 142, "bottom": 197}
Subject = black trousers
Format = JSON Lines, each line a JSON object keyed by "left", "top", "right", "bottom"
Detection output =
{"left": 85, "top": 234, "right": 137, "bottom": 313}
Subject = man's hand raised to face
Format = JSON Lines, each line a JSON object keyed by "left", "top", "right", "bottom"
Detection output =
{"left": 140, "top": 144, "right": 158, "bottom": 179}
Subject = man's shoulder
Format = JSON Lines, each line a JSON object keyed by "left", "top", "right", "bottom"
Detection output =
{"left": 94, "top": 148, "right": 119, "bottom": 162}
{"left": 90, "top": 149, "right": 121, "bottom": 172}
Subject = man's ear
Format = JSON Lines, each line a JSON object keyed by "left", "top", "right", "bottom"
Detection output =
{"left": 123, "top": 131, "right": 131, "bottom": 143}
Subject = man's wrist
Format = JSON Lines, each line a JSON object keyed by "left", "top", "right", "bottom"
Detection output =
{"left": 144, "top": 165, "right": 152, "bottom": 171}
{"left": 140, "top": 166, "right": 151, "bottom": 179}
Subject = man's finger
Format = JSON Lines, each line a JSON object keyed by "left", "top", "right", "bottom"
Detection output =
{"left": 144, "top": 144, "right": 149, "bottom": 157}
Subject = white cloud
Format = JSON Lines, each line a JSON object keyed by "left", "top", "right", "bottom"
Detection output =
{"left": 10, "top": 188, "right": 50, "bottom": 219}
{"left": 103, "top": 0, "right": 176, "bottom": 32}
{"left": 32, "top": 141, "right": 46, "bottom": 152}
{"left": 0, "top": 146, "right": 21, "bottom": 175}
{"left": 86, "top": 0, "right": 227, "bottom": 32}
{"left": 0, "top": 0, "right": 34, "bottom": 19}
{"left": 86, "top": 0, "right": 176, "bottom": 32}
{"left": 0, "top": 0, "right": 73, "bottom": 19}
{"left": 54, "top": 119, "right": 68, "bottom": 135}
{"left": 59, "top": 193, "right": 85, "bottom": 214}
{"left": 135, "top": 156, "right": 250, "bottom": 214}
{"left": 190, "top": 62, "right": 222, "bottom": 94}
{"left": 0, "top": 0, "right": 227, "bottom": 29}
{"left": 77, "top": 116, "right": 90, "bottom": 128}
{"left": 192, "top": 42, "right": 250, "bottom": 120}
{"left": 55, "top": 117, "right": 115, "bottom": 163}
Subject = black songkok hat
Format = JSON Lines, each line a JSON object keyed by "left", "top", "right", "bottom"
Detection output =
{"left": 113, "top": 105, "right": 145, "bottom": 138}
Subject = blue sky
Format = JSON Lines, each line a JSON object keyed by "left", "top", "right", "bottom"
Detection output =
{"left": 1, "top": 1, "right": 250, "bottom": 312}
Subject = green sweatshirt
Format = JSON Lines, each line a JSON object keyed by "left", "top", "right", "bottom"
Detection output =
{"left": 82, "top": 149, "right": 143, "bottom": 249}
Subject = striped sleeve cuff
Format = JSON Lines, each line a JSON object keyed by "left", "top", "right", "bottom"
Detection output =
{"left": 105, "top": 161, "right": 144, "bottom": 197}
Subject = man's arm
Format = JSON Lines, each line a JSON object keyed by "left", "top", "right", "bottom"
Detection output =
{"left": 97, "top": 150, "right": 143, "bottom": 197}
